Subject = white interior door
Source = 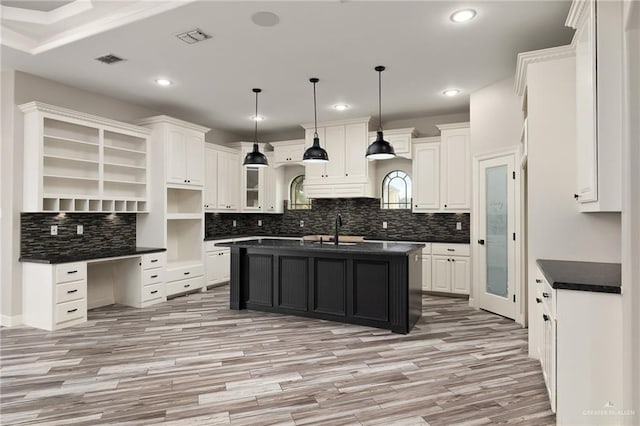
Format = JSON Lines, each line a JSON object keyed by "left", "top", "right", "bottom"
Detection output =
{"left": 477, "top": 154, "right": 516, "bottom": 319}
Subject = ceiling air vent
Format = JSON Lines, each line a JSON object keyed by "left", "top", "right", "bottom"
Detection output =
{"left": 176, "top": 28, "right": 212, "bottom": 44}
{"left": 95, "top": 54, "right": 125, "bottom": 65}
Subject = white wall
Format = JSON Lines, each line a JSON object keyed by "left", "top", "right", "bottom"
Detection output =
{"left": 526, "top": 56, "right": 622, "bottom": 354}
{"left": 470, "top": 76, "right": 523, "bottom": 156}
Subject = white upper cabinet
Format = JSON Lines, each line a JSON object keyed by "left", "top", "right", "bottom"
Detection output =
{"left": 368, "top": 128, "right": 416, "bottom": 159}
{"left": 567, "top": 0, "right": 623, "bottom": 212}
{"left": 136, "top": 115, "right": 209, "bottom": 188}
{"left": 300, "top": 117, "right": 374, "bottom": 198}
{"left": 412, "top": 137, "right": 440, "bottom": 211}
{"left": 272, "top": 139, "right": 305, "bottom": 165}
{"left": 411, "top": 122, "right": 470, "bottom": 213}
{"left": 20, "top": 102, "right": 151, "bottom": 213}
{"left": 204, "top": 144, "right": 240, "bottom": 212}
{"left": 262, "top": 153, "right": 283, "bottom": 213}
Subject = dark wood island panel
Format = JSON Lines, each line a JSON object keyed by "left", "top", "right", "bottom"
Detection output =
{"left": 220, "top": 239, "right": 424, "bottom": 333}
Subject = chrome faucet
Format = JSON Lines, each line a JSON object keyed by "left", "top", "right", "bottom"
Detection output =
{"left": 334, "top": 212, "right": 342, "bottom": 245}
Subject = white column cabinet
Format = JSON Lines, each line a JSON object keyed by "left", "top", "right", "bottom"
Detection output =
{"left": 206, "top": 242, "right": 231, "bottom": 286}
{"left": 204, "top": 144, "right": 241, "bottom": 212}
{"left": 412, "top": 138, "right": 440, "bottom": 211}
{"left": 164, "top": 125, "right": 205, "bottom": 187}
{"left": 438, "top": 123, "right": 471, "bottom": 211}
{"left": 272, "top": 139, "right": 305, "bottom": 165}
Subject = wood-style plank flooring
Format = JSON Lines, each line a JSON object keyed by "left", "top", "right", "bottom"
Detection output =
{"left": 1, "top": 286, "right": 554, "bottom": 425}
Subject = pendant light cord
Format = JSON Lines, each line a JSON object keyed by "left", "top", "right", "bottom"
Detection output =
{"left": 378, "top": 68, "right": 383, "bottom": 132}
{"left": 254, "top": 90, "right": 259, "bottom": 144}
{"left": 313, "top": 80, "right": 318, "bottom": 139}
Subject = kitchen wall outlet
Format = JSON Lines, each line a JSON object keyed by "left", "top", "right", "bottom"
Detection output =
{"left": 50, "top": 225, "right": 58, "bottom": 236}
{"left": 232, "top": 220, "right": 237, "bottom": 227}
{"left": 257, "top": 220, "right": 262, "bottom": 227}
{"left": 456, "top": 222, "right": 462, "bottom": 230}
{"left": 299, "top": 220, "right": 304, "bottom": 228}
{"left": 76, "top": 225, "right": 83, "bottom": 235}
{"left": 382, "top": 221, "right": 388, "bottom": 229}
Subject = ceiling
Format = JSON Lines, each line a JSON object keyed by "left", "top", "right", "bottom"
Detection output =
{"left": 1, "top": 1, "right": 574, "bottom": 139}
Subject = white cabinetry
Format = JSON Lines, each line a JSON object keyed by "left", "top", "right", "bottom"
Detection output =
{"left": 430, "top": 244, "right": 471, "bottom": 295}
{"left": 368, "top": 128, "right": 416, "bottom": 159}
{"left": 301, "top": 117, "right": 374, "bottom": 198}
{"left": 420, "top": 244, "right": 432, "bottom": 291}
{"left": 136, "top": 116, "right": 208, "bottom": 296}
{"left": 272, "top": 139, "right": 305, "bottom": 165}
{"left": 231, "top": 143, "right": 283, "bottom": 213}
{"left": 437, "top": 123, "right": 471, "bottom": 211}
{"left": 567, "top": 0, "right": 623, "bottom": 212}
{"left": 205, "top": 240, "right": 231, "bottom": 286}
{"left": 205, "top": 145, "right": 241, "bottom": 212}
{"left": 23, "top": 262, "right": 87, "bottom": 331}
{"left": 534, "top": 265, "right": 622, "bottom": 424}
{"left": 165, "top": 126, "right": 205, "bottom": 186}
{"left": 19, "top": 102, "right": 151, "bottom": 212}
{"left": 412, "top": 137, "right": 440, "bottom": 211}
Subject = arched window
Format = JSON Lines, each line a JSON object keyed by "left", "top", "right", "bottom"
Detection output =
{"left": 381, "top": 170, "right": 412, "bottom": 209}
{"left": 289, "top": 175, "right": 311, "bottom": 209}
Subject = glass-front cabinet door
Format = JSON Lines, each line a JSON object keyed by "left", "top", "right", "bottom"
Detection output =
{"left": 243, "top": 167, "right": 262, "bottom": 211}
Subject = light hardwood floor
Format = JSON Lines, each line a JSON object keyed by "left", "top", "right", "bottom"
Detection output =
{"left": 1, "top": 286, "right": 554, "bottom": 425}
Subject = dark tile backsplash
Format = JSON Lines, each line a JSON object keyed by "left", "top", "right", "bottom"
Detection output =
{"left": 206, "top": 198, "right": 470, "bottom": 243}
{"left": 21, "top": 213, "right": 136, "bottom": 258}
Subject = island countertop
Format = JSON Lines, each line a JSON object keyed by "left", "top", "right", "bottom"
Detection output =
{"left": 215, "top": 238, "right": 425, "bottom": 255}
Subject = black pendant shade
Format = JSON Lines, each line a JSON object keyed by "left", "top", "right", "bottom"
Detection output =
{"left": 303, "top": 77, "right": 329, "bottom": 163}
{"left": 243, "top": 88, "right": 268, "bottom": 168}
{"left": 366, "top": 65, "right": 396, "bottom": 160}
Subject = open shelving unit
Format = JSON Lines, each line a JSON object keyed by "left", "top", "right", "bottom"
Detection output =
{"left": 19, "top": 102, "right": 151, "bottom": 213}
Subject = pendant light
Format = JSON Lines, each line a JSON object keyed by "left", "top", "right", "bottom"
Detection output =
{"left": 243, "top": 88, "right": 269, "bottom": 167}
{"left": 366, "top": 65, "right": 396, "bottom": 160}
{"left": 303, "top": 77, "right": 329, "bottom": 163}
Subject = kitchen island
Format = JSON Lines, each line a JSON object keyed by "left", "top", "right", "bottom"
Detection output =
{"left": 216, "top": 239, "right": 424, "bottom": 333}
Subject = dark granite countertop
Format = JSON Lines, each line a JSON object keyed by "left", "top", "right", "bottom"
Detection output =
{"left": 537, "top": 259, "right": 621, "bottom": 294}
{"left": 205, "top": 234, "right": 469, "bottom": 244}
{"left": 20, "top": 247, "right": 166, "bottom": 264}
{"left": 216, "top": 238, "right": 425, "bottom": 256}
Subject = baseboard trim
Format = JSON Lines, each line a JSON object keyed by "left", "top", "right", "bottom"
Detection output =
{"left": 1, "top": 314, "right": 23, "bottom": 327}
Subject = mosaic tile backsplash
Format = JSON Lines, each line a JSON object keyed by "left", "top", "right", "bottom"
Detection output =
{"left": 21, "top": 213, "right": 137, "bottom": 258}
{"left": 206, "top": 198, "right": 470, "bottom": 243}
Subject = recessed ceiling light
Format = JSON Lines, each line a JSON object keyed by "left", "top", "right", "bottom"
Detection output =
{"left": 251, "top": 11, "right": 280, "bottom": 27}
{"left": 155, "top": 78, "right": 173, "bottom": 86}
{"left": 251, "top": 115, "right": 265, "bottom": 121}
{"left": 333, "top": 104, "right": 350, "bottom": 111}
{"left": 450, "top": 9, "right": 477, "bottom": 23}
{"left": 443, "top": 89, "right": 461, "bottom": 97}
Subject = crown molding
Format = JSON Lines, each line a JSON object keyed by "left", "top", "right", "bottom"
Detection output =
{"left": 136, "top": 115, "right": 210, "bottom": 134}
{"left": 436, "top": 122, "right": 470, "bottom": 131}
{"left": 18, "top": 101, "right": 152, "bottom": 134}
{"left": 368, "top": 127, "right": 417, "bottom": 137}
{"left": 565, "top": 0, "right": 589, "bottom": 29}
{"left": 513, "top": 44, "right": 576, "bottom": 96}
{"left": 300, "top": 116, "right": 371, "bottom": 130}
{"left": 1, "top": 1, "right": 93, "bottom": 25}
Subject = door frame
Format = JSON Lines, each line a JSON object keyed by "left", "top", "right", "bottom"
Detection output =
{"left": 470, "top": 148, "right": 525, "bottom": 325}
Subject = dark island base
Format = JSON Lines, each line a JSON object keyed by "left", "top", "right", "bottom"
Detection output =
{"left": 228, "top": 246, "right": 422, "bottom": 334}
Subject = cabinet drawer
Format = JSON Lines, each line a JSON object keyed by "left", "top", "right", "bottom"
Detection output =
{"left": 535, "top": 269, "right": 555, "bottom": 317}
{"left": 143, "top": 268, "right": 165, "bottom": 285}
{"left": 143, "top": 252, "right": 166, "bottom": 269}
{"left": 166, "top": 264, "right": 204, "bottom": 283}
{"left": 55, "top": 280, "right": 87, "bottom": 304}
{"left": 432, "top": 243, "right": 470, "bottom": 256}
{"left": 55, "top": 299, "right": 86, "bottom": 325}
{"left": 142, "top": 282, "right": 165, "bottom": 302}
{"left": 166, "top": 276, "right": 204, "bottom": 296}
{"left": 55, "top": 262, "right": 87, "bottom": 284}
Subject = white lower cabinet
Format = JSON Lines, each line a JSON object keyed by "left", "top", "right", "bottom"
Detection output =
{"left": 535, "top": 266, "right": 623, "bottom": 424}
{"left": 421, "top": 254, "right": 432, "bottom": 291}
{"left": 429, "top": 244, "right": 471, "bottom": 295}
{"left": 23, "top": 262, "right": 88, "bottom": 331}
{"left": 165, "top": 262, "right": 205, "bottom": 296}
{"left": 206, "top": 246, "right": 231, "bottom": 286}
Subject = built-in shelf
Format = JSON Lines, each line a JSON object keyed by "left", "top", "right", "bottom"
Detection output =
{"left": 166, "top": 213, "right": 202, "bottom": 220}
{"left": 43, "top": 135, "right": 98, "bottom": 146}
{"left": 103, "top": 162, "right": 146, "bottom": 170}
{"left": 43, "top": 155, "right": 99, "bottom": 165}
{"left": 103, "top": 145, "right": 146, "bottom": 155}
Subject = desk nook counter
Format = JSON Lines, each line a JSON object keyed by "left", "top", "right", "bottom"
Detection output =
{"left": 216, "top": 239, "right": 424, "bottom": 334}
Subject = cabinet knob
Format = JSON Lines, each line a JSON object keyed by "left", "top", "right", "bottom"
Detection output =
{"left": 150, "top": 290, "right": 158, "bottom": 294}
{"left": 444, "top": 204, "right": 448, "bottom": 208}
{"left": 447, "top": 258, "right": 451, "bottom": 262}
{"left": 536, "top": 297, "right": 542, "bottom": 303}
{"left": 574, "top": 194, "right": 580, "bottom": 200}
{"left": 542, "top": 292, "right": 550, "bottom": 298}
{"left": 542, "top": 314, "right": 550, "bottom": 321}
{"left": 345, "top": 173, "right": 348, "bottom": 176}
{"left": 452, "top": 259, "right": 455, "bottom": 262}
{"left": 535, "top": 279, "right": 542, "bottom": 283}
{"left": 67, "top": 308, "right": 78, "bottom": 314}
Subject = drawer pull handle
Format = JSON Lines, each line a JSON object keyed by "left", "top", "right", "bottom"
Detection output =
{"left": 542, "top": 314, "right": 550, "bottom": 321}
{"left": 67, "top": 308, "right": 78, "bottom": 314}
{"left": 151, "top": 259, "right": 158, "bottom": 263}
{"left": 535, "top": 279, "right": 542, "bottom": 283}
{"left": 67, "top": 289, "right": 78, "bottom": 294}
{"left": 447, "top": 248, "right": 455, "bottom": 252}
{"left": 184, "top": 272, "right": 190, "bottom": 275}
{"left": 67, "top": 270, "right": 78, "bottom": 274}
{"left": 542, "top": 292, "right": 551, "bottom": 298}
{"left": 536, "top": 297, "right": 542, "bottom": 303}
{"left": 184, "top": 284, "right": 191, "bottom": 288}
{"left": 150, "top": 274, "right": 158, "bottom": 279}
{"left": 150, "top": 290, "right": 159, "bottom": 294}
